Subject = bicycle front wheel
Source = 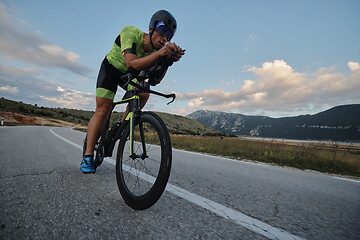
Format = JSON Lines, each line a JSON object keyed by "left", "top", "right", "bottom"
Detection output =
{"left": 116, "top": 112, "right": 172, "bottom": 210}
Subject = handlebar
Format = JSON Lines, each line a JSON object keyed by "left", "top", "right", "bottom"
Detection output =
{"left": 119, "top": 62, "right": 176, "bottom": 105}
{"left": 118, "top": 50, "right": 186, "bottom": 105}
{"left": 127, "top": 79, "right": 176, "bottom": 105}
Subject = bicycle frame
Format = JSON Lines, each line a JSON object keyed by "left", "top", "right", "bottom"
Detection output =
{"left": 101, "top": 91, "right": 138, "bottom": 158}
{"left": 102, "top": 80, "right": 175, "bottom": 159}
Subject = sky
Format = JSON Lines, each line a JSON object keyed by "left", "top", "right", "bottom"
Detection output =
{"left": 0, "top": 0, "right": 359, "bottom": 118}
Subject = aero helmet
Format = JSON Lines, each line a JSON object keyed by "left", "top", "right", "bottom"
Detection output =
{"left": 149, "top": 10, "right": 177, "bottom": 35}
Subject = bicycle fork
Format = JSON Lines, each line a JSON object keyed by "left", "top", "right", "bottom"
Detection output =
{"left": 123, "top": 94, "right": 146, "bottom": 160}
{"left": 126, "top": 111, "right": 148, "bottom": 160}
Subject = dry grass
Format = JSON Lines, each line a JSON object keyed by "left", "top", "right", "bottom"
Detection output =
{"left": 170, "top": 135, "right": 360, "bottom": 177}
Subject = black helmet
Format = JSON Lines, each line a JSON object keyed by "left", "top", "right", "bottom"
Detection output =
{"left": 149, "top": 10, "right": 177, "bottom": 35}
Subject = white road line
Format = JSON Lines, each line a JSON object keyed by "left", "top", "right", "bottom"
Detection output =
{"left": 50, "top": 128, "right": 84, "bottom": 150}
{"left": 332, "top": 177, "right": 360, "bottom": 183}
{"left": 50, "top": 128, "right": 304, "bottom": 240}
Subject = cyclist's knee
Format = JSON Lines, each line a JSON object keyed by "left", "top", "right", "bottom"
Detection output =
{"left": 139, "top": 93, "right": 150, "bottom": 109}
{"left": 95, "top": 97, "right": 112, "bottom": 118}
{"left": 139, "top": 93, "right": 150, "bottom": 99}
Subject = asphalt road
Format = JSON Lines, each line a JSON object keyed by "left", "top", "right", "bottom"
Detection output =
{"left": 0, "top": 126, "right": 359, "bottom": 240}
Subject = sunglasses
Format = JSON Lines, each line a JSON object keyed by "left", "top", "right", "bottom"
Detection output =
{"left": 155, "top": 25, "right": 174, "bottom": 42}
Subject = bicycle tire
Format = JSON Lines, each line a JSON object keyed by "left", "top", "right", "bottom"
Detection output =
{"left": 116, "top": 112, "right": 172, "bottom": 210}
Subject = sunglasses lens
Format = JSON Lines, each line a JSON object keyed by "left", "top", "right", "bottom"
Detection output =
{"left": 156, "top": 26, "right": 173, "bottom": 41}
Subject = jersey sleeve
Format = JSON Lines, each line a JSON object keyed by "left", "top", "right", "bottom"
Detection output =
{"left": 120, "top": 26, "right": 139, "bottom": 55}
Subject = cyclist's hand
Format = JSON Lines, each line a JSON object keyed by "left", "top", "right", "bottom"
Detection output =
{"left": 158, "top": 44, "right": 174, "bottom": 58}
{"left": 167, "top": 42, "right": 185, "bottom": 62}
{"left": 158, "top": 43, "right": 185, "bottom": 62}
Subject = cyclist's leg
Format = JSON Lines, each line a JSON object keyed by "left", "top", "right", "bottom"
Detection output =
{"left": 121, "top": 92, "right": 150, "bottom": 121}
{"left": 139, "top": 92, "right": 150, "bottom": 108}
{"left": 85, "top": 56, "right": 120, "bottom": 155}
{"left": 85, "top": 97, "right": 113, "bottom": 155}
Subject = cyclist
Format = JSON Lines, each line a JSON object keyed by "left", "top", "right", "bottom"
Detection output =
{"left": 81, "top": 10, "right": 184, "bottom": 173}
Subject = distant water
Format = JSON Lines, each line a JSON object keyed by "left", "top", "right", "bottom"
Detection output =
{"left": 240, "top": 136, "right": 360, "bottom": 146}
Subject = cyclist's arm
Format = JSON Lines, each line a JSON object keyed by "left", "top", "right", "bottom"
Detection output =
{"left": 124, "top": 44, "right": 175, "bottom": 71}
{"left": 123, "top": 51, "right": 163, "bottom": 71}
{"left": 124, "top": 43, "right": 181, "bottom": 71}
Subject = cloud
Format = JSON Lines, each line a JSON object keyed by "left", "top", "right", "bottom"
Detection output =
{"left": 37, "top": 88, "right": 94, "bottom": 109}
{"left": 0, "top": 63, "right": 95, "bottom": 109}
{"left": 0, "top": 85, "right": 19, "bottom": 94}
{"left": 0, "top": 3, "right": 91, "bottom": 76}
{"left": 176, "top": 109, "right": 189, "bottom": 115}
{"left": 0, "top": 3, "right": 95, "bottom": 110}
{"left": 348, "top": 61, "right": 360, "bottom": 71}
{"left": 56, "top": 86, "right": 65, "bottom": 92}
{"left": 177, "top": 60, "right": 360, "bottom": 117}
{"left": 188, "top": 97, "right": 204, "bottom": 108}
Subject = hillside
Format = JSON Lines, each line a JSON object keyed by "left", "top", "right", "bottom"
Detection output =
{"left": 187, "top": 105, "right": 360, "bottom": 141}
{"left": 0, "top": 97, "right": 93, "bottom": 125}
{"left": 0, "top": 97, "right": 224, "bottom": 136}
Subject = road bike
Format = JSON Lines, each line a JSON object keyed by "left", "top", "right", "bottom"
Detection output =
{"left": 83, "top": 59, "right": 175, "bottom": 210}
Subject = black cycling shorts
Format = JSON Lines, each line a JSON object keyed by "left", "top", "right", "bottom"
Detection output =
{"left": 96, "top": 57, "right": 126, "bottom": 100}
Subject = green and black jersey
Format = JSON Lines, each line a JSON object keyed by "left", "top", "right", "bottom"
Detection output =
{"left": 106, "top": 26, "right": 152, "bottom": 72}
{"left": 96, "top": 26, "right": 153, "bottom": 99}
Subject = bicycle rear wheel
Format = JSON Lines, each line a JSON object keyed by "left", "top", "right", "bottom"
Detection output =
{"left": 116, "top": 112, "right": 172, "bottom": 210}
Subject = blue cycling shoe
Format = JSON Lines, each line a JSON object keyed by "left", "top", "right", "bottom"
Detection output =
{"left": 80, "top": 155, "right": 95, "bottom": 174}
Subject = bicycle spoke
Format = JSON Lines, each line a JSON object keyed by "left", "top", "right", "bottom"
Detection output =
{"left": 123, "top": 136, "right": 157, "bottom": 193}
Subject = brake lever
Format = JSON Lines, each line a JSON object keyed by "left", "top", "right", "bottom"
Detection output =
{"left": 167, "top": 93, "right": 176, "bottom": 105}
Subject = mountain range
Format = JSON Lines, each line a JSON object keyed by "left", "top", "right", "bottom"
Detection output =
{"left": 186, "top": 105, "right": 360, "bottom": 141}
{"left": 1, "top": 97, "right": 359, "bottom": 141}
